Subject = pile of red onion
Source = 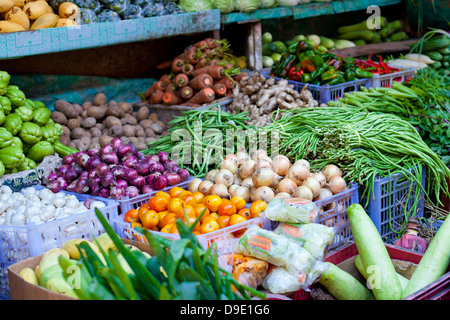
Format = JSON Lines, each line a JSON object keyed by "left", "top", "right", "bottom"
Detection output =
{"left": 46, "top": 138, "right": 190, "bottom": 200}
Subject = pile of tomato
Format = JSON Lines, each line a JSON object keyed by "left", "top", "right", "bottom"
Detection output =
{"left": 123, "top": 186, "right": 268, "bottom": 236}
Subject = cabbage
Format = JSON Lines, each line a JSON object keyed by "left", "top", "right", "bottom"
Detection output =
{"left": 178, "top": 0, "right": 213, "bottom": 12}
{"left": 213, "top": 0, "right": 235, "bottom": 13}
{"left": 278, "top": 0, "right": 298, "bottom": 6}
{"left": 234, "top": 0, "right": 261, "bottom": 13}
{"left": 260, "top": 0, "right": 277, "bottom": 8}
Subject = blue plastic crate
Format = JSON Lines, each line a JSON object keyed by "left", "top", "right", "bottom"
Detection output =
{"left": 261, "top": 71, "right": 371, "bottom": 104}
{"left": 363, "top": 166, "right": 426, "bottom": 243}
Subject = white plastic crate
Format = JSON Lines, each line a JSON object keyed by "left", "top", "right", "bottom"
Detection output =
{"left": 369, "top": 67, "right": 416, "bottom": 88}
{"left": 0, "top": 185, "right": 119, "bottom": 299}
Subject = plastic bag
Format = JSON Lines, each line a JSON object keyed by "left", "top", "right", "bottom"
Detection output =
{"left": 274, "top": 222, "right": 336, "bottom": 260}
{"left": 264, "top": 197, "right": 319, "bottom": 224}
{"left": 262, "top": 267, "right": 302, "bottom": 294}
{"left": 234, "top": 225, "right": 292, "bottom": 266}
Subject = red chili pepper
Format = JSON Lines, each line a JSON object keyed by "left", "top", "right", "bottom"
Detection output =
{"left": 300, "top": 60, "right": 315, "bottom": 73}
{"left": 288, "top": 66, "right": 303, "bottom": 81}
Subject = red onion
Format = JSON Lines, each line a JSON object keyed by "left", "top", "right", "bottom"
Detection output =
{"left": 101, "top": 171, "right": 115, "bottom": 188}
{"left": 116, "top": 179, "right": 128, "bottom": 189}
{"left": 87, "top": 176, "right": 101, "bottom": 188}
{"left": 64, "top": 167, "right": 79, "bottom": 182}
{"left": 141, "top": 185, "right": 154, "bottom": 194}
{"left": 48, "top": 172, "right": 60, "bottom": 181}
{"left": 118, "top": 143, "right": 134, "bottom": 158}
{"left": 163, "top": 160, "right": 178, "bottom": 171}
{"left": 98, "top": 187, "right": 110, "bottom": 198}
{"left": 84, "top": 198, "right": 94, "bottom": 209}
{"left": 66, "top": 180, "right": 78, "bottom": 192}
{"left": 87, "top": 149, "right": 99, "bottom": 157}
{"left": 75, "top": 178, "right": 89, "bottom": 194}
{"left": 134, "top": 161, "right": 150, "bottom": 176}
{"left": 129, "top": 176, "right": 145, "bottom": 189}
{"left": 57, "top": 164, "right": 70, "bottom": 176}
{"left": 122, "top": 154, "right": 138, "bottom": 168}
{"left": 71, "top": 163, "right": 84, "bottom": 176}
{"left": 165, "top": 172, "right": 181, "bottom": 186}
{"left": 110, "top": 137, "right": 122, "bottom": 151}
{"left": 137, "top": 152, "right": 146, "bottom": 161}
{"left": 125, "top": 186, "right": 139, "bottom": 198}
{"left": 124, "top": 168, "right": 138, "bottom": 181}
{"left": 112, "top": 165, "right": 127, "bottom": 179}
{"left": 56, "top": 176, "right": 69, "bottom": 190}
{"left": 171, "top": 165, "right": 182, "bottom": 174}
{"left": 101, "top": 144, "right": 114, "bottom": 156}
{"left": 110, "top": 186, "right": 125, "bottom": 200}
{"left": 78, "top": 153, "right": 90, "bottom": 167}
{"left": 158, "top": 151, "right": 169, "bottom": 163}
{"left": 85, "top": 156, "right": 101, "bottom": 171}
{"left": 63, "top": 154, "right": 76, "bottom": 165}
{"left": 88, "top": 169, "right": 97, "bottom": 179}
{"left": 101, "top": 153, "right": 119, "bottom": 165}
{"left": 146, "top": 154, "right": 159, "bottom": 163}
{"left": 96, "top": 163, "right": 110, "bottom": 177}
{"left": 149, "top": 162, "right": 164, "bottom": 174}
{"left": 46, "top": 180, "right": 62, "bottom": 193}
{"left": 79, "top": 171, "right": 89, "bottom": 179}
{"left": 152, "top": 173, "right": 167, "bottom": 190}
{"left": 178, "top": 169, "right": 190, "bottom": 182}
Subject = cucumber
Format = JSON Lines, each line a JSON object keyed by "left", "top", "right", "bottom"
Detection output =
{"left": 438, "top": 46, "right": 450, "bottom": 55}
{"left": 262, "top": 43, "right": 277, "bottom": 56}
{"left": 430, "top": 61, "right": 442, "bottom": 69}
{"left": 421, "top": 35, "right": 450, "bottom": 52}
{"left": 402, "top": 214, "right": 450, "bottom": 298}
{"left": 425, "top": 51, "right": 443, "bottom": 61}
{"left": 319, "top": 36, "right": 335, "bottom": 49}
{"left": 347, "top": 204, "right": 403, "bottom": 300}
{"left": 319, "top": 262, "right": 375, "bottom": 300}
{"left": 353, "top": 39, "right": 366, "bottom": 46}
{"left": 262, "top": 32, "right": 272, "bottom": 45}
{"left": 337, "top": 17, "right": 387, "bottom": 34}
{"left": 338, "top": 30, "right": 377, "bottom": 42}
{"left": 271, "top": 41, "right": 287, "bottom": 54}
{"left": 354, "top": 254, "right": 409, "bottom": 291}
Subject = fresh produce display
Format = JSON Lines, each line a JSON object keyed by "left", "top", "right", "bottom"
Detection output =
{"left": 269, "top": 41, "right": 373, "bottom": 85}
{"left": 355, "top": 54, "right": 402, "bottom": 76}
{"left": 123, "top": 185, "right": 267, "bottom": 236}
{"left": 51, "top": 93, "right": 168, "bottom": 152}
{"left": 226, "top": 72, "right": 321, "bottom": 127}
{"left": 144, "top": 38, "right": 244, "bottom": 107}
{"left": 46, "top": 139, "right": 190, "bottom": 199}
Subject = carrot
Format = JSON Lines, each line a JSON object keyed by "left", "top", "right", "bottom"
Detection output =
{"left": 176, "top": 86, "right": 194, "bottom": 100}
{"left": 154, "top": 80, "right": 167, "bottom": 91}
{"left": 171, "top": 58, "right": 184, "bottom": 74}
{"left": 233, "top": 72, "right": 248, "bottom": 82}
{"left": 282, "top": 224, "right": 303, "bottom": 239}
{"left": 182, "top": 63, "right": 194, "bottom": 76}
{"left": 186, "top": 49, "right": 200, "bottom": 65}
{"left": 203, "top": 65, "right": 226, "bottom": 80}
{"left": 193, "top": 40, "right": 208, "bottom": 49}
{"left": 208, "top": 59, "right": 219, "bottom": 66}
{"left": 246, "top": 235, "right": 272, "bottom": 251}
{"left": 144, "top": 83, "right": 156, "bottom": 99}
{"left": 150, "top": 89, "right": 164, "bottom": 104}
{"left": 165, "top": 83, "right": 178, "bottom": 94}
{"left": 213, "top": 83, "right": 227, "bottom": 97}
{"left": 205, "top": 38, "right": 220, "bottom": 49}
{"left": 160, "top": 74, "right": 172, "bottom": 86}
{"left": 189, "top": 74, "right": 214, "bottom": 91}
{"left": 224, "top": 63, "right": 234, "bottom": 70}
{"left": 175, "top": 73, "right": 189, "bottom": 88}
{"left": 156, "top": 60, "right": 172, "bottom": 70}
{"left": 217, "top": 77, "right": 235, "bottom": 90}
{"left": 195, "top": 58, "right": 208, "bottom": 69}
{"left": 163, "top": 92, "right": 183, "bottom": 106}
{"left": 186, "top": 87, "right": 215, "bottom": 105}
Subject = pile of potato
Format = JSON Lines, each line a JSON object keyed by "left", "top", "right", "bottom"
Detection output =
{"left": 52, "top": 92, "right": 169, "bottom": 152}
{"left": 0, "top": 0, "right": 79, "bottom": 33}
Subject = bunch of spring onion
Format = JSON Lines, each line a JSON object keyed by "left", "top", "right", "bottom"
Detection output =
{"left": 263, "top": 105, "right": 450, "bottom": 236}
{"left": 142, "top": 104, "right": 256, "bottom": 177}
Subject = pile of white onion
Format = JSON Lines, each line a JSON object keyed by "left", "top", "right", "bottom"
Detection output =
{"left": 187, "top": 149, "right": 348, "bottom": 204}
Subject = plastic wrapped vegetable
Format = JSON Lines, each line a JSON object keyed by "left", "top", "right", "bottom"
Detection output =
{"left": 178, "top": 0, "right": 213, "bottom": 12}
{"left": 0, "top": 128, "right": 13, "bottom": 149}
{"left": 18, "top": 122, "right": 43, "bottom": 145}
{"left": 77, "top": 8, "right": 99, "bottom": 24}
{"left": 42, "top": 123, "right": 63, "bottom": 144}
{"left": 122, "top": 4, "right": 143, "bottom": 19}
{"left": 0, "top": 146, "right": 25, "bottom": 169}
{"left": 260, "top": 0, "right": 278, "bottom": 8}
{"left": 108, "top": 0, "right": 130, "bottom": 15}
{"left": 32, "top": 107, "right": 52, "bottom": 126}
{"left": 274, "top": 222, "right": 336, "bottom": 260}
{"left": 262, "top": 267, "right": 301, "bottom": 294}
{"left": 3, "top": 113, "right": 23, "bottom": 135}
{"left": 6, "top": 86, "right": 26, "bottom": 107}
{"left": 27, "top": 141, "right": 55, "bottom": 163}
{"left": 234, "top": 0, "right": 261, "bottom": 12}
{"left": 14, "top": 106, "right": 34, "bottom": 122}
{"left": 0, "top": 96, "right": 11, "bottom": 115}
{"left": 97, "top": 9, "right": 121, "bottom": 22}
{"left": 264, "top": 197, "right": 319, "bottom": 224}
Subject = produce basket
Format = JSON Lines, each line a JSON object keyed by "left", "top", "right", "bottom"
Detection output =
{"left": 362, "top": 166, "right": 426, "bottom": 243}
{"left": 0, "top": 185, "right": 119, "bottom": 299}
{"left": 261, "top": 71, "right": 371, "bottom": 104}
{"left": 354, "top": 60, "right": 417, "bottom": 89}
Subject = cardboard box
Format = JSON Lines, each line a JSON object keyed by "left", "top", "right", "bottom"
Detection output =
{"left": 7, "top": 239, "right": 153, "bottom": 300}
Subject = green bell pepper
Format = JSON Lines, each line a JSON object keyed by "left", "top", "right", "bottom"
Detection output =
{"left": 321, "top": 69, "right": 340, "bottom": 82}
{"left": 11, "top": 137, "right": 23, "bottom": 149}
{"left": 0, "top": 96, "right": 12, "bottom": 115}
{"left": 0, "top": 127, "right": 13, "bottom": 149}
{"left": 18, "top": 122, "right": 43, "bottom": 145}
{"left": 14, "top": 106, "right": 34, "bottom": 122}
{"left": 42, "top": 123, "right": 63, "bottom": 144}
{"left": 27, "top": 141, "right": 54, "bottom": 163}
{"left": 0, "top": 71, "right": 10, "bottom": 87}
{"left": 3, "top": 113, "right": 23, "bottom": 135}
{"left": 302, "top": 73, "right": 312, "bottom": 83}
{"left": 328, "top": 74, "right": 346, "bottom": 85}
{"left": 32, "top": 107, "right": 52, "bottom": 126}
{"left": 0, "top": 146, "right": 25, "bottom": 169}
{"left": 355, "top": 68, "right": 373, "bottom": 79}
{"left": 17, "top": 157, "right": 37, "bottom": 171}
{"left": 344, "top": 66, "right": 357, "bottom": 82}
{"left": 0, "top": 160, "right": 4, "bottom": 178}
{"left": 6, "top": 86, "right": 26, "bottom": 107}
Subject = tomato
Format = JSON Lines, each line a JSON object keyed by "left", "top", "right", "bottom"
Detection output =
{"left": 168, "top": 198, "right": 184, "bottom": 216}
{"left": 131, "top": 221, "right": 142, "bottom": 228}
{"left": 160, "top": 212, "right": 177, "bottom": 228}
{"left": 170, "top": 224, "right": 180, "bottom": 235}
{"left": 229, "top": 214, "right": 246, "bottom": 226}
{"left": 204, "top": 194, "right": 223, "bottom": 213}
{"left": 237, "top": 208, "right": 252, "bottom": 220}
{"left": 193, "top": 230, "right": 201, "bottom": 236}
{"left": 140, "top": 210, "right": 159, "bottom": 229}
{"left": 178, "top": 190, "right": 192, "bottom": 199}
{"left": 177, "top": 204, "right": 196, "bottom": 219}
{"left": 218, "top": 201, "right": 237, "bottom": 216}
{"left": 180, "top": 193, "right": 197, "bottom": 206}
{"left": 169, "top": 186, "right": 184, "bottom": 198}
{"left": 249, "top": 200, "right": 267, "bottom": 218}
{"left": 210, "top": 212, "right": 219, "bottom": 220}
{"left": 154, "top": 191, "right": 171, "bottom": 202}
{"left": 148, "top": 196, "right": 168, "bottom": 213}
{"left": 217, "top": 215, "right": 231, "bottom": 229}
{"left": 199, "top": 220, "right": 220, "bottom": 234}
{"left": 192, "top": 191, "right": 205, "bottom": 204}
{"left": 160, "top": 223, "right": 175, "bottom": 233}
{"left": 183, "top": 216, "right": 200, "bottom": 232}
{"left": 193, "top": 204, "right": 210, "bottom": 223}
{"left": 124, "top": 209, "right": 139, "bottom": 223}
{"left": 157, "top": 211, "right": 169, "bottom": 228}
{"left": 138, "top": 203, "right": 151, "bottom": 220}
{"left": 230, "top": 196, "right": 246, "bottom": 211}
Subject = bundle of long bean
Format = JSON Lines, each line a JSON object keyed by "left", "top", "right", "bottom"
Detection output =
{"left": 142, "top": 104, "right": 255, "bottom": 177}
{"left": 263, "top": 105, "right": 450, "bottom": 235}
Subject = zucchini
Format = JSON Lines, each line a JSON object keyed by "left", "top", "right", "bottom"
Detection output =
{"left": 390, "top": 31, "right": 409, "bottom": 42}
{"left": 425, "top": 51, "right": 443, "bottom": 61}
{"left": 438, "top": 46, "right": 450, "bottom": 55}
{"left": 402, "top": 214, "right": 450, "bottom": 298}
{"left": 318, "top": 262, "right": 375, "bottom": 300}
{"left": 421, "top": 35, "right": 450, "bottom": 52}
{"left": 334, "top": 39, "right": 355, "bottom": 49}
{"left": 347, "top": 204, "right": 403, "bottom": 300}
{"left": 337, "top": 17, "right": 387, "bottom": 34}
{"left": 338, "top": 30, "right": 377, "bottom": 42}
{"left": 353, "top": 39, "right": 366, "bottom": 46}
{"left": 319, "top": 36, "right": 334, "bottom": 49}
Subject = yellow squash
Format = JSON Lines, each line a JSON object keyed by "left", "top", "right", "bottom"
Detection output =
{"left": 23, "top": 0, "right": 48, "bottom": 20}
{"left": 5, "top": 6, "right": 29, "bottom": 29}
{"left": 30, "top": 12, "right": 59, "bottom": 29}
{"left": 0, "top": 0, "right": 13, "bottom": 12}
{"left": 0, "top": 20, "right": 25, "bottom": 32}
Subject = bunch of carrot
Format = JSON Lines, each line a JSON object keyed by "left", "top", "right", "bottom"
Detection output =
{"left": 144, "top": 38, "right": 246, "bottom": 108}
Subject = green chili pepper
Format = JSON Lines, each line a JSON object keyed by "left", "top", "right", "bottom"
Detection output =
{"left": 297, "top": 49, "right": 315, "bottom": 62}
{"left": 328, "top": 73, "right": 346, "bottom": 85}
{"left": 19, "top": 122, "right": 43, "bottom": 145}
{"left": 0, "top": 96, "right": 11, "bottom": 115}
{"left": 3, "top": 113, "right": 23, "bottom": 135}
{"left": 279, "top": 54, "right": 298, "bottom": 78}
{"left": 14, "top": 106, "right": 34, "bottom": 122}
{"left": 355, "top": 67, "right": 374, "bottom": 79}
{"left": 27, "top": 140, "right": 54, "bottom": 163}
{"left": 295, "top": 41, "right": 313, "bottom": 55}
{"left": 32, "top": 107, "right": 52, "bottom": 126}
{"left": 0, "top": 146, "right": 25, "bottom": 169}
{"left": 321, "top": 69, "right": 339, "bottom": 82}
{"left": 54, "top": 140, "right": 78, "bottom": 157}
{"left": 302, "top": 73, "right": 312, "bottom": 83}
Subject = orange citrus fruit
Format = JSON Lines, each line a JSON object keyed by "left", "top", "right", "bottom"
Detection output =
{"left": 169, "top": 186, "right": 184, "bottom": 198}
{"left": 217, "top": 215, "right": 231, "bottom": 229}
{"left": 237, "top": 208, "right": 252, "bottom": 220}
{"left": 229, "top": 214, "right": 246, "bottom": 226}
{"left": 192, "top": 191, "right": 205, "bottom": 204}
{"left": 154, "top": 191, "right": 171, "bottom": 202}
{"left": 160, "top": 212, "right": 177, "bottom": 228}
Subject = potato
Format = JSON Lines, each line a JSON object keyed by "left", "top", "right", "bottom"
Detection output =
{"left": 82, "top": 101, "right": 92, "bottom": 111}
{"left": 136, "top": 106, "right": 150, "bottom": 122}
{"left": 135, "top": 126, "right": 145, "bottom": 137}
{"left": 119, "top": 102, "right": 133, "bottom": 114}
{"left": 123, "top": 124, "right": 135, "bottom": 137}
{"left": 81, "top": 117, "right": 96, "bottom": 129}
{"left": 162, "top": 131, "right": 170, "bottom": 137}
{"left": 128, "top": 137, "right": 138, "bottom": 145}
{"left": 139, "top": 119, "right": 153, "bottom": 129}
{"left": 81, "top": 110, "right": 88, "bottom": 119}
{"left": 145, "top": 137, "right": 158, "bottom": 144}
{"left": 99, "top": 135, "right": 113, "bottom": 146}
{"left": 54, "top": 100, "right": 78, "bottom": 119}
{"left": 73, "top": 103, "right": 83, "bottom": 116}
{"left": 87, "top": 105, "right": 107, "bottom": 120}
{"left": 149, "top": 122, "right": 163, "bottom": 135}
{"left": 90, "top": 142, "right": 101, "bottom": 150}
{"left": 156, "top": 120, "right": 166, "bottom": 130}
{"left": 61, "top": 125, "right": 70, "bottom": 136}
{"left": 67, "top": 118, "right": 81, "bottom": 130}
{"left": 120, "top": 136, "right": 130, "bottom": 146}
{"left": 105, "top": 101, "right": 124, "bottom": 118}
{"left": 70, "top": 127, "right": 86, "bottom": 140}
{"left": 89, "top": 127, "right": 101, "bottom": 137}
{"left": 91, "top": 136, "right": 99, "bottom": 144}
{"left": 51, "top": 111, "right": 67, "bottom": 125}
{"left": 144, "top": 128, "right": 155, "bottom": 138}
{"left": 95, "top": 122, "right": 105, "bottom": 130}
{"left": 121, "top": 113, "right": 137, "bottom": 126}
{"left": 109, "top": 124, "right": 123, "bottom": 137}
{"left": 93, "top": 93, "right": 106, "bottom": 106}
{"left": 68, "top": 141, "right": 77, "bottom": 149}
{"left": 77, "top": 137, "right": 91, "bottom": 151}
{"left": 149, "top": 113, "right": 159, "bottom": 122}
{"left": 137, "top": 136, "right": 145, "bottom": 144}
{"left": 104, "top": 116, "right": 121, "bottom": 129}
{"left": 59, "top": 133, "right": 70, "bottom": 146}
{"left": 136, "top": 143, "right": 147, "bottom": 151}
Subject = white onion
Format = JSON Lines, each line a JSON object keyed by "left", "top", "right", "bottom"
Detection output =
{"left": 293, "top": 186, "right": 313, "bottom": 201}
{"left": 294, "top": 159, "right": 310, "bottom": 171}
{"left": 236, "top": 150, "right": 250, "bottom": 165}
{"left": 238, "top": 159, "right": 256, "bottom": 179}
{"left": 220, "top": 159, "right": 238, "bottom": 174}
{"left": 288, "top": 164, "right": 310, "bottom": 185}
{"left": 270, "top": 173, "right": 283, "bottom": 189}
{"left": 230, "top": 186, "right": 250, "bottom": 202}
{"left": 277, "top": 178, "right": 297, "bottom": 195}
{"left": 241, "top": 177, "right": 254, "bottom": 189}
{"left": 302, "top": 177, "right": 321, "bottom": 197}
{"left": 328, "top": 176, "right": 347, "bottom": 194}
{"left": 313, "top": 188, "right": 333, "bottom": 202}
{"left": 274, "top": 192, "right": 292, "bottom": 199}
{"left": 255, "top": 158, "right": 272, "bottom": 170}
{"left": 198, "top": 180, "right": 214, "bottom": 195}
{"left": 233, "top": 174, "right": 243, "bottom": 185}
{"left": 214, "top": 169, "right": 234, "bottom": 187}
{"left": 224, "top": 153, "right": 238, "bottom": 164}
{"left": 252, "top": 168, "right": 275, "bottom": 188}
{"left": 188, "top": 178, "right": 203, "bottom": 193}
{"left": 210, "top": 184, "right": 231, "bottom": 199}
{"left": 205, "top": 169, "right": 218, "bottom": 182}
{"left": 253, "top": 186, "right": 275, "bottom": 203}
{"left": 228, "top": 184, "right": 240, "bottom": 195}
{"left": 250, "top": 149, "right": 267, "bottom": 161}
{"left": 249, "top": 187, "right": 257, "bottom": 202}
{"left": 311, "top": 172, "right": 326, "bottom": 187}
{"left": 322, "top": 164, "right": 342, "bottom": 182}
{"left": 272, "top": 155, "right": 291, "bottom": 176}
